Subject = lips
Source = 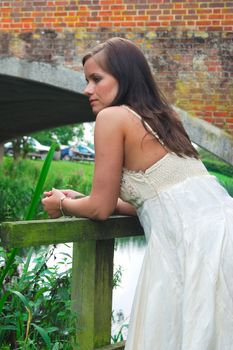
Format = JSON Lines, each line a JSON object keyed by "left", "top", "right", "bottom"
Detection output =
{"left": 90, "top": 99, "right": 98, "bottom": 106}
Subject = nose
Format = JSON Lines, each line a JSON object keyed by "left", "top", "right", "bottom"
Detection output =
{"left": 84, "top": 82, "right": 94, "bottom": 96}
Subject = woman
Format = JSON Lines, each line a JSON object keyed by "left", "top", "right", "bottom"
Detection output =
{"left": 42, "top": 37, "right": 233, "bottom": 349}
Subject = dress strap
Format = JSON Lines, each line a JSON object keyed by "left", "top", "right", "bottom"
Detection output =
{"left": 121, "top": 105, "right": 165, "bottom": 147}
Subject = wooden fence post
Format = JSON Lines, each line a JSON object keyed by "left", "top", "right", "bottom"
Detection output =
{"left": 71, "top": 238, "right": 115, "bottom": 350}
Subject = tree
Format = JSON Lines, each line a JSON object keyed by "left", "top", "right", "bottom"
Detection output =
{"left": 0, "top": 143, "right": 4, "bottom": 163}
{"left": 4, "top": 124, "right": 85, "bottom": 161}
{"left": 32, "top": 124, "right": 85, "bottom": 146}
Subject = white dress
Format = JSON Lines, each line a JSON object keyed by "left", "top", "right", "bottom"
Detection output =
{"left": 120, "top": 109, "right": 233, "bottom": 350}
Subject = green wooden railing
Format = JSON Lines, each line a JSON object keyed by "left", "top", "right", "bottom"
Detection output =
{"left": 0, "top": 216, "right": 143, "bottom": 350}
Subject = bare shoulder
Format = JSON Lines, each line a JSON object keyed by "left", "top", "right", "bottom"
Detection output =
{"left": 96, "top": 106, "right": 131, "bottom": 125}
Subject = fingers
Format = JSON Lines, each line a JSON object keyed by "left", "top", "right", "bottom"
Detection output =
{"left": 43, "top": 188, "right": 60, "bottom": 197}
{"left": 41, "top": 196, "right": 48, "bottom": 206}
{"left": 47, "top": 210, "right": 61, "bottom": 219}
{"left": 43, "top": 190, "right": 52, "bottom": 197}
{"left": 41, "top": 197, "right": 61, "bottom": 219}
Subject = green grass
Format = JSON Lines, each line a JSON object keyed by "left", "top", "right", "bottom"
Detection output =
{"left": 0, "top": 158, "right": 94, "bottom": 221}
{"left": 14, "top": 158, "right": 95, "bottom": 192}
{"left": 44, "top": 159, "right": 94, "bottom": 193}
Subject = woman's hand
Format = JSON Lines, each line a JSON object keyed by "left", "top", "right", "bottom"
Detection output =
{"left": 60, "top": 189, "right": 85, "bottom": 199}
{"left": 42, "top": 188, "right": 67, "bottom": 218}
{"left": 44, "top": 189, "right": 84, "bottom": 200}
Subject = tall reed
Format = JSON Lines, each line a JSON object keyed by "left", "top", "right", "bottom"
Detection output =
{"left": 0, "top": 144, "right": 56, "bottom": 349}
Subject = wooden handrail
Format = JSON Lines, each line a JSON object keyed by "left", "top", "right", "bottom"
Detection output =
{"left": 94, "top": 341, "right": 125, "bottom": 350}
{"left": 0, "top": 216, "right": 143, "bottom": 350}
{"left": 0, "top": 216, "right": 143, "bottom": 248}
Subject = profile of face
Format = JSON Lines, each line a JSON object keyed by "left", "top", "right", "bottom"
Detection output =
{"left": 83, "top": 55, "right": 119, "bottom": 115}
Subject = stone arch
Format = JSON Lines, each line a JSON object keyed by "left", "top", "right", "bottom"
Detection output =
{"left": 0, "top": 57, "right": 94, "bottom": 142}
{"left": 0, "top": 57, "right": 232, "bottom": 166}
{"left": 175, "top": 107, "right": 233, "bottom": 167}
{"left": 0, "top": 56, "right": 87, "bottom": 95}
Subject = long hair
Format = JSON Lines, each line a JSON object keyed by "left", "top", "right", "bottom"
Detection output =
{"left": 83, "top": 37, "right": 199, "bottom": 158}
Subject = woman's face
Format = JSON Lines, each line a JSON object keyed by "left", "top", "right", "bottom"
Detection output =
{"left": 83, "top": 56, "right": 119, "bottom": 115}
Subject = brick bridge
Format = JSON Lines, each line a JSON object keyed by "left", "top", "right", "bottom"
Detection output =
{"left": 0, "top": 0, "right": 233, "bottom": 162}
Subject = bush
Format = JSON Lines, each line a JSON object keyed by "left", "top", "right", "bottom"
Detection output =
{"left": 0, "top": 246, "right": 78, "bottom": 349}
{"left": 203, "top": 159, "right": 233, "bottom": 178}
{"left": 0, "top": 174, "right": 34, "bottom": 222}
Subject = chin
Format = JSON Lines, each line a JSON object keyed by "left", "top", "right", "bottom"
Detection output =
{"left": 92, "top": 107, "right": 99, "bottom": 115}
{"left": 92, "top": 106, "right": 104, "bottom": 115}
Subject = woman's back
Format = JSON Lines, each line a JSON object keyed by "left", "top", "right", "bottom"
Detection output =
{"left": 117, "top": 105, "right": 168, "bottom": 172}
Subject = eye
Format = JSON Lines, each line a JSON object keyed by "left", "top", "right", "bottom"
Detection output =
{"left": 91, "top": 74, "right": 102, "bottom": 83}
{"left": 93, "top": 76, "right": 102, "bottom": 83}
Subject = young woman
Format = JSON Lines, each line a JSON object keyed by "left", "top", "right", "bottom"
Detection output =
{"left": 42, "top": 37, "right": 233, "bottom": 349}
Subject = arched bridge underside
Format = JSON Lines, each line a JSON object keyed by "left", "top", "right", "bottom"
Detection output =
{"left": 0, "top": 57, "right": 95, "bottom": 143}
{"left": 0, "top": 57, "right": 232, "bottom": 166}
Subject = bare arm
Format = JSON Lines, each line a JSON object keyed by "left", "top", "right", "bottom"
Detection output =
{"left": 42, "top": 107, "right": 129, "bottom": 220}
{"left": 115, "top": 198, "right": 137, "bottom": 216}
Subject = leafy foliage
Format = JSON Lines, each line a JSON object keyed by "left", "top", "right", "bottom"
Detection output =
{"left": 33, "top": 124, "right": 85, "bottom": 146}
{"left": 0, "top": 246, "right": 78, "bottom": 349}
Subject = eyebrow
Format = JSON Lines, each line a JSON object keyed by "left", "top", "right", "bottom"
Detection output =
{"left": 85, "top": 72, "right": 102, "bottom": 80}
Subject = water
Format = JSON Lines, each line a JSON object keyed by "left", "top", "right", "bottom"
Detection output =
{"left": 112, "top": 237, "right": 146, "bottom": 339}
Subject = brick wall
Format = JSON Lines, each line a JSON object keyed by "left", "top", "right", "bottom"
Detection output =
{"left": 0, "top": 0, "right": 233, "bottom": 133}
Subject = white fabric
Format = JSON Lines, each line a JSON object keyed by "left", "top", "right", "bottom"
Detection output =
{"left": 120, "top": 152, "right": 233, "bottom": 350}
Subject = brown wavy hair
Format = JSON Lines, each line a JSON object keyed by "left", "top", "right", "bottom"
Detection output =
{"left": 83, "top": 37, "right": 199, "bottom": 158}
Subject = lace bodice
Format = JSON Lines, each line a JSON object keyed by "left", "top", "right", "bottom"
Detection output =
{"left": 120, "top": 152, "right": 208, "bottom": 208}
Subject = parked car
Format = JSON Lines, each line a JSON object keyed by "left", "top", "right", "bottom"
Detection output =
{"left": 61, "top": 143, "right": 95, "bottom": 161}
{"left": 75, "top": 144, "right": 95, "bottom": 159}
{"left": 4, "top": 137, "right": 50, "bottom": 159}
{"left": 4, "top": 141, "right": 13, "bottom": 156}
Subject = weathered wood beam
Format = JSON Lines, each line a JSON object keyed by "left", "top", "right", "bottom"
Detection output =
{"left": 0, "top": 216, "right": 143, "bottom": 248}
{"left": 71, "top": 239, "right": 114, "bottom": 349}
{"left": 94, "top": 342, "right": 125, "bottom": 350}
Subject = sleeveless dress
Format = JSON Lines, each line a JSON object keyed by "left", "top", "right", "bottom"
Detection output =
{"left": 120, "top": 106, "right": 233, "bottom": 350}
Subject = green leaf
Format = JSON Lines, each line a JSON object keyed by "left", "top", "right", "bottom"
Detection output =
{"left": 0, "top": 326, "right": 17, "bottom": 331}
{"left": 52, "top": 342, "right": 60, "bottom": 350}
{"left": 0, "top": 290, "right": 10, "bottom": 314}
{"left": 59, "top": 252, "right": 72, "bottom": 258}
{"left": 31, "top": 323, "right": 52, "bottom": 349}
{"left": 11, "top": 290, "right": 31, "bottom": 310}
{"left": 34, "top": 287, "right": 48, "bottom": 301}
{"left": 26, "top": 143, "right": 56, "bottom": 220}
{"left": 46, "top": 327, "right": 59, "bottom": 333}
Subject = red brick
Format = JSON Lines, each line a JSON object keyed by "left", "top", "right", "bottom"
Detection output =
{"left": 158, "top": 15, "right": 173, "bottom": 20}
{"left": 214, "top": 112, "right": 230, "bottom": 117}
{"left": 174, "top": 4, "right": 183, "bottom": 9}
{"left": 147, "top": 21, "right": 161, "bottom": 26}
{"left": 197, "top": 9, "right": 212, "bottom": 14}
{"left": 196, "top": 20, "right": 212, "bottom": 25}
{"left": 222, "top": 20, "right": 233, "bottom": 25}
{"left": 173, "top": 10, "right": 187, "bottom": 15}
{"left": 222, "top": 8, "right": 233, "bottom": 14}
{"left": 209, "top": 14, "right": 224, "bottom": 19}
